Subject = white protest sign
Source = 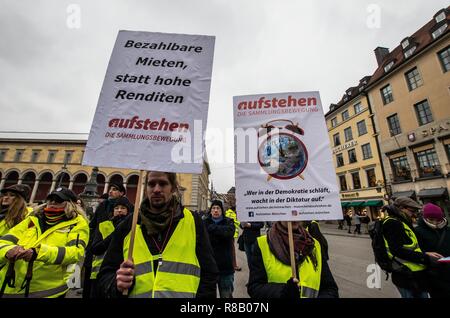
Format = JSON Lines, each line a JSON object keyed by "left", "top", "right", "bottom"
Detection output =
{"left": 83, "top": 30, "right": 215, "bottom": 173}
{"left": 233, "top": 91, "right": 341, "bottom": 222}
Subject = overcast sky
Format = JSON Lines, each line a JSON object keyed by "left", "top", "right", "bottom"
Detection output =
{"left": 0, "top": 0, "right": 447, "bottom": 193}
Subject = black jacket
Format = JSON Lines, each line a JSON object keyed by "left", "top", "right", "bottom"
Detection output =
{"left": 97, "top": 208, "right": 219, "bottom": 298}
{"left": 247, "top": 237, "right": 339, "bottom": 298}
{"left": 203, "top": 216, "right": 235, "bottom": 275}
{"left": 415, "top": 218, "right": 450, "bottom": 297}
{"left": 382, "top": 215, "right": 429, "bottom": 290}
{"left": 239, "top": 222, "right": 264, "bottom": 245}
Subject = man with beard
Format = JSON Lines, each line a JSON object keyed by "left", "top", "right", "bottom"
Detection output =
{"left": 97, "top": 171, "right": 218, "bottom": 298}
{"left": 82, "top": 183, "right": 130, "bottom": 298}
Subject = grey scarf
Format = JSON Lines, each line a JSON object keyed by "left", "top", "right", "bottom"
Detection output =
{"left": 139, "top": 196, "right": 183, "bottom": 237}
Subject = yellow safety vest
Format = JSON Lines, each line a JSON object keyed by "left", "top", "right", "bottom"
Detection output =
{"left": 257, "top": 235, "right": 322, "bottom": 298}
{"left": 225, "top": 209, "right": 240, "bottom": 238}
{"left": 383, "top": 217, "right": 426, "bottom": 272}
{"left": 124, "top": 208, "right": 200, "bottom": 298}
{"left": 0, "top": 207, "right": 34, "bottom": 237}
{"left": 90, "top": 220, "right": 115, "bottom": 279}
{"left": 0, "top": 214, "right": 89, "bottom": 298}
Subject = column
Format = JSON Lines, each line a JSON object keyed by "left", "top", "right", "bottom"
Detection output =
{"left": 30, "top": 179, "right": 40, "bottom": 204}
{"left": 69, "top": 180, "right": 74, "bottom": 190}
{"left": 103, "top": 182, "right": 109, "bottom": 194}
{"left": 0, "top": 178, "right": 6, "bottom": 191}
{"left": 17, "top": 178, "right": 23, "bottom": 185}
{"left": 50, "top": 180, "right": 57, "bottom": 193}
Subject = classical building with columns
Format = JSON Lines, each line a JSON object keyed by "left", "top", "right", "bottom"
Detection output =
{"left": 0, "top": 133, "right": 210, "bottom": 211}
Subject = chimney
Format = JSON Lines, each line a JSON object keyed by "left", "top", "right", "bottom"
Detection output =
{"left": 374, "top": 47, "right": 390, "bottom": 66}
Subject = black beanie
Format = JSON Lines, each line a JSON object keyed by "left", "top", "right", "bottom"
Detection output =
{"left": 209, "top": 200, "right": 224, "bottom": 213}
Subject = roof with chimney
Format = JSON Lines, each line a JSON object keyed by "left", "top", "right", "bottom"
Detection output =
{"left": 367, "top": 6, "right": 449, "bottom": 88}
{"left": 326, "top": 6, "right": 449, "bottom": 118}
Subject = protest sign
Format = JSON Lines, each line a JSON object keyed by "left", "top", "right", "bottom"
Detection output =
{"left": 83, "top": 30, "right": 215, "bottom": 173}
{"left": 234, "top": 91, "right": 341, "bottom": 221}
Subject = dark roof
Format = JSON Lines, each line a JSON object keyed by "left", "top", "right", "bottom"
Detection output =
{"left": 326, "top": 7, "right": 449, "bottom": 118}
{"left": 325, "top": 75, "right": 371, "bottom": 117}
{"left": 367, "top": 7, "right": 450, "bottom": 87}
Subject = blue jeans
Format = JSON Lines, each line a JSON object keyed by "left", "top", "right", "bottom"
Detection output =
{"left": 397, "top": 286, "right": 429, "bottom": 298}
{"left": 218, "top": 274, "right": 234, "bottom": 298}
{"left": 244, "top": 242, "right": 255, "bottom": 267}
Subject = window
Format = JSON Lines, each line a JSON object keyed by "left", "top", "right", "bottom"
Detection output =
{"left": 339, "top": 175, "right": 347, "bottom": 191}
{"left": 366, "top": 169, "right": 377, "bottom": 187}
{"left": 348, "top": 149, "right": 357, "bottom": 163}
{"left": 404, "top": 46, "right": 416, "bottom": 59}
{"left": 352, "top": 172, "right": 361, "bottom": 189}
{"left": 354, "top": 102, "right": 363, "bottom": 114}
{"left": 333, "top": 133, "right": 341, "bottom": 146}
{"left": 361, "top": 143, "right": 372, "bottom": 159}
{"left": 344, "top": 127, "right": 353, "bottom": 142}
{"left": 405, "top": 67, "right": 423, "bottom": 91}
{"left": 401, "top": 39, "right": 410, "bottom": 49}
{"left": 31, "top": 150, "right": 41, "bottom": 163}
{"left": 64, "top": 151, "right": 74, "bottom": 164}
{"left": 415, "top": 148, "right": 441, "bottom": 177}
{"left": 445, "top": 144, "right": 450, "bottom": 162}
{"left": 435, "top": 11, "right": 446, "bottom": 23}
{"left": 414, "top": 100, "right": 433, "bottom": 126}
{"left": 357, "top": 120, "right": 367, "bottom": 136}
{"left": 0, "top": 149, "right": 7, "bottom": 162}
{"left": 390, "top": 156, "right": 411, "bottom": 181}
{"left": 80, "top": 151, "right": 85, "bottom": 163}
{"left": 342, "top": 110, "right": 350, "bottom": 121}
{"left": 380, "top": 84, "right": 394, "bottom": 105}
{"left": 14, "top": 149, "right": 24, "bottom": 162}
{"left": 47, "top": 150, "right": 57, "bottom": 163}
{"left": 331, "top": 117, "right": 338, "bottom": 127}
{"left": 438, "top": 46, "right": 450, "bottom": 72}
{"left": 336, "top": 154, "right": 344, "bottom": 167}
{"left": 384, "top": 61, "right": 394, "bottom": 73}
{"left": 387, "top": 114, "right": 401, "bottom": 136}
{"left": 432, "top": 23, "right": 448, "bottom": 39}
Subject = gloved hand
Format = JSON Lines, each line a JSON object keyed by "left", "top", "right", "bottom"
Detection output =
{"left": 280, "top": 277, "right": 300, "bottom": 299}
{"left": 5, "top": 246, "right": 25, "bottom": 261}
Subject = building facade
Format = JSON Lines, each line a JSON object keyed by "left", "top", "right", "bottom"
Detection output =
{"left": 326, "top": 78, "right": 387, "bottom": 220}
{"left": 366, "top": 7, "right": 450, "bottom": 216}
{"left": 0, "top": 134, "right": 210, "bottom": 211}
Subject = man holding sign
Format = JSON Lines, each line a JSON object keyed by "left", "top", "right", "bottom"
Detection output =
{"left": 97, "top": 171, "right": 218, "bottom": 298}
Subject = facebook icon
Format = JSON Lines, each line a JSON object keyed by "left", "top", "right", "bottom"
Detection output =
{"left": 248, "top": 211, "right": 254, "bottom": 217}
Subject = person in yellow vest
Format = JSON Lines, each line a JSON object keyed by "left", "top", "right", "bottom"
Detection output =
{"left": 382, "top": 197, "right": 443, "bottom": 298}
{"left": 247, "top": 220, "right": 339, "bottom": 298}
{"left": 89, "top": 196, "right": 132, "bottom": 298}
{"left": 97, "top": 171, "right": 219, "bottom": 298}
{"left": 0, "top": 185, "right": 32, "bottom": 237}
{"left": 0, "top": 187, "right": 89, "bottom": 298}
{"left": 225, "top": 206, "right": 241, "bottom": 271}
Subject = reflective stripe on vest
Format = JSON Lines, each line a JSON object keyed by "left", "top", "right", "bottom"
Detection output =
{"left": 1, "top": 284, "right": 68, "bottom": 298}
{"left": 90, "top": 220, "right": 115, "bottom": 279}
{"left": 257, "top": 235, "right": 322, "bottom": 298}
{"left": 124, "top": 208, "right": 200, "bottom": 298}
{"left": 382, "top": 217, "right": 426, "bottom": 272}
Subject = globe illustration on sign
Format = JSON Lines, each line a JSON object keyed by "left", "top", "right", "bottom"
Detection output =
{"left": 258, "top": 132, "right": 308, "bottom": 180}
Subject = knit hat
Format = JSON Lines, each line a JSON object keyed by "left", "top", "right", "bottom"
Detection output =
{"left": 113, "top": 197, "right": 133, "bottom": 212}
{"left": 110, "top": 183, "right": 126, "bottom": 194}
{"left": 210, "top": 200, "right": 224, "bottom": 213}
{"left": 423, "top": 203, "right": 444, "bottom": 220}
{"left": 1, "top": 184, "right": 31, "bottom": 201}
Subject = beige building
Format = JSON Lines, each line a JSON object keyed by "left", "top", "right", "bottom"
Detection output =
{"left": 366, "top": 7, "right": 450, "bottom": 215}
{"left": 0, "top": 133, "right": 210, "bottom": 212}
{"left": 326, "top": 78, "right": 387, "bottom": 220}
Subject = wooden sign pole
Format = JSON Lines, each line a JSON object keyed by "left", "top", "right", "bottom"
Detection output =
{"left": 123, "top": 169, "right": 145, "bottom": 295}
{"left": 287, "top": 221, "right": 298, "bottom": 280}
